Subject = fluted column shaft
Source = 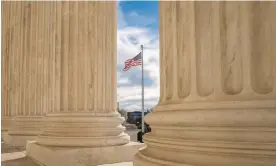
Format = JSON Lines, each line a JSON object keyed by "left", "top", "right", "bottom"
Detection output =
{"left": 1, "top": 2, "right": 13, "bottom": 131}
{"left": 2, "top": 2, "right": 54, "bottom": 137}
{"left": 2, "top": 2, "right": 24, "bottom": 132}
{"left": 36, "top": 2, "right": 129, "bottom": 147}
{"left": 134, "top": 1, "right": 276, "bottom": 166}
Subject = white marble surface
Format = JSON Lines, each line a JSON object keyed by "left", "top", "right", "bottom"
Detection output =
{"left": 2, "top": 132, "right": 36, "bottom": 147}
{"left": 100, "top": 162, "right": 133, "bottom": 166}
{"left": 1, "top": 142, "right": 134, "bottom": 166}
{"left": 26, "top": 141, "right": 145, "bottom": 166}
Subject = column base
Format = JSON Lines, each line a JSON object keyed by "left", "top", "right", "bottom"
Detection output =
{"left": 133, "top": 106, "right": 276, "bottom": 166}
{"left": 8, "top": 116, "right": 44, "bottom": 136}
{"left": 2, "top": 132, "right": 36, "bottom": 147}
{"left": 134, "top": 144, "right": 276, "bottom": 166}
{"left": 2, "top": 131, "right": 7, "bottom": 140}
{"left": 36, "top": 112, "right": 130, "bottom": 147}
{"left": 1, "top": 117, "right": 12, "bottom": 132}
{"left": 26, "top": 140, "right": 145, "bottom": 166}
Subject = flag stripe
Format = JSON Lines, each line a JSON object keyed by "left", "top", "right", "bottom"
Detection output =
{"left": 123, "top": 52, "right": 142, "bottom": 71}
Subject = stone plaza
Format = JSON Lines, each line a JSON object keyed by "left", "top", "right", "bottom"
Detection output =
{"left": 2, "top": 1, "right": 276, "bottom": 166}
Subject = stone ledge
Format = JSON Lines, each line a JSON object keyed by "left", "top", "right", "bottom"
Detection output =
{"left": 26, "top": 141, "right": 145, "bottom": 166}
{"left": 2, "top": 132, "right": 36, "bottom": 147}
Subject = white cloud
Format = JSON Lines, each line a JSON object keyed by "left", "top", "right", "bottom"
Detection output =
{"left": 126, "top": 11, "right": 157, "bottom": 27}
{"left": 117, "top": 3, "right": 159, "bottom": 112}
{"left": 119, "top": 86, "right": 159, "bottom": 102}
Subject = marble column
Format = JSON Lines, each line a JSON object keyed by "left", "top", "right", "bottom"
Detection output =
{"left": 2, "top": 2, "right": 53, "bottom": 146}
{"left": 35, "top": 1, "right": 130, "bottom": 147}
{"left": 134, "top": 1, "right": 276, "bottom": 166}
{"left": 1, "top": 2, "right": 22, "bottom": 136}
{"left": 27, "top": 2, "right": 143, "bottom": 166}
{"left": 1, "top": 2, "right": 13, "bottom": 133}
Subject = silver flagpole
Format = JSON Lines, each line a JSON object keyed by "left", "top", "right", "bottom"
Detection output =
{"left": 141, "top": 45, "right": 145, "bottom": 133}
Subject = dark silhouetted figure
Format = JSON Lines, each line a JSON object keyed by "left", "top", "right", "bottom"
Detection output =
{"left": 137, "top": 131, "right": 144, "bottom": 143}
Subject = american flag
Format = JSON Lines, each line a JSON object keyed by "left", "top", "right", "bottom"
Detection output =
{"left": 123, "top": 52, "right": 142, "bottom": 71}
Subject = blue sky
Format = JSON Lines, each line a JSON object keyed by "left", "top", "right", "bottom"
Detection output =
{"left": 119, "top": 2, "right": 158, "bottom": 31}
{"left": 117, "top": 1, "right": 159, "bottom": 111}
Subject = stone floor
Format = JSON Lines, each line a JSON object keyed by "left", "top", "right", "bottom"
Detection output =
{"left": 1, "top": 141, "right": 133, "bottom": 166}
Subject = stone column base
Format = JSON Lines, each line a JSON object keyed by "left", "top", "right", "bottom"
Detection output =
{"left": 8, "top": 116, "right": 44, "bottom": 136}
{"left": 1, "top": 117, "right": 12, "bottom": 132}
{"left": 2, "top": 132, "right": 37, "bottom": 147}
{"left": 26, "top": 141, "right": 145, "bottom": 166}
{"left": 1, "top": 131, "right": 7, "bottom": 140}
